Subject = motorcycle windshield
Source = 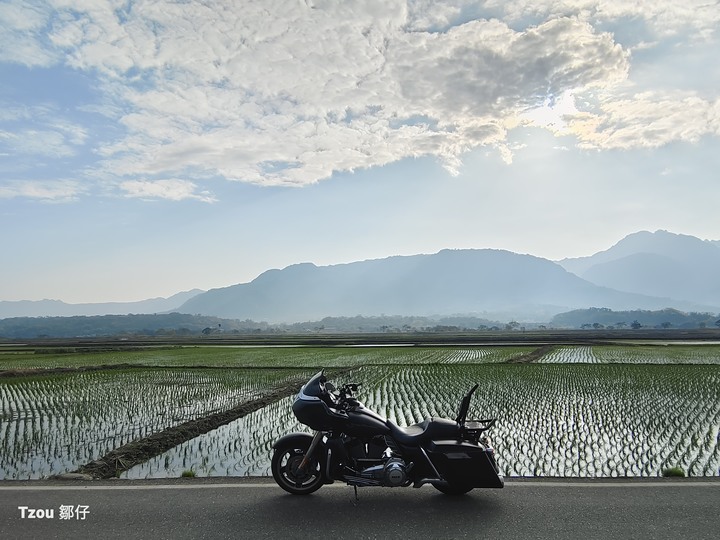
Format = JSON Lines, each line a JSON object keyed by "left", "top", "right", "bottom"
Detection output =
{"left": 298, "top": 371, "right": 326, "bottom": 400}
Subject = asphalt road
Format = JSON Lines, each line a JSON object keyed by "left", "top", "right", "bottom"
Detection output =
{"left": 1, "top": 478, "right": 718, "bottom": 540}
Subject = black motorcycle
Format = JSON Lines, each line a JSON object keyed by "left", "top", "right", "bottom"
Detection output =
{"left": 271, "top": 370, "right": 503, "bottom": 495}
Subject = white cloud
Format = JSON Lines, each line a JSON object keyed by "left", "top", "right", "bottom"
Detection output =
{"left": 119, "top": 179, "right": 216, "bottom": 202}
{"left": 53, "top": 3, "right": 632, "bottom": 184}
{"left": 557, "top": 91, "right": 719, "bottom": 149}
{"left": 1, "top": 1, "right": 719, "bottom": 190}
{"left": 0, "top": 1, "right": 57, "bottom": 67}
{"left": 482, "top": 0, "right": 720, "bottom": 41}
{"left": 1, "top": 128, "right": 76, "bottom": 158}
{"left": 0, "top": 179, "right": 83, "bottom": 201}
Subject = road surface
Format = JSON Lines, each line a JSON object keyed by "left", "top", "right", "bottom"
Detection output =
{"left": 1, "top": 477, "right": 718, "bottom": 539}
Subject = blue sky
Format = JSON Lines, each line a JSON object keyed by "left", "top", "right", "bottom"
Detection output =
{"left": 1, "top": 1, "right": 719, "bottom": 303}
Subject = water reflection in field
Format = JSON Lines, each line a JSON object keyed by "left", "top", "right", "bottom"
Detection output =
{"left": 124, "top": 364, "right": 720, "bottom": 479}
{"left": 0, "top": 368, "right": 310, "bottom": 479}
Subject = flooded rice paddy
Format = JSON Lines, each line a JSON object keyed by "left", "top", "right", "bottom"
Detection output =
{"left": 1, "top": 344, "right": 719, "bottom": 480}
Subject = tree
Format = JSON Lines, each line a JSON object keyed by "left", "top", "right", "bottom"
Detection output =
{"left": 631, "top": 320, "right": 642, "bottom": 329}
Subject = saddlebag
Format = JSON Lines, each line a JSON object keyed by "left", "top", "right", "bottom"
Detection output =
{"left": 428, "top": 440, "right": 504, "bottom": 488}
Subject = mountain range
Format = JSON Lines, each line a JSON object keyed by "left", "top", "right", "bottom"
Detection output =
{"left": 0, "top": 290, "right": 203, "bottom": 319}
{"left": 557, "top": 230, "right": 720, "bottom": 307}
{"left": 177, "top": 230, "right": 719, "bottom": 322}
{"left": 2, "top": 230, "right": 719, "bottom": 322}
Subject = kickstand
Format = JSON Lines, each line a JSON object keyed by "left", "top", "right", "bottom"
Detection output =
{"left": 354, "top": 485, "right": 359, "bottom": 502}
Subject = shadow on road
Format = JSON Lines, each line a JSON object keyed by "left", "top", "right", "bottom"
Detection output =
{"left": 252, "top": 486, "right": 505, "bottom": 537}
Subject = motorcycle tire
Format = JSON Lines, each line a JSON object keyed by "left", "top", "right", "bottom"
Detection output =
{"left": 271, "top": 440, "right": 324, "bottom": 495}
{"left": 433, "top": 482, "right": 474, "bottom": 496}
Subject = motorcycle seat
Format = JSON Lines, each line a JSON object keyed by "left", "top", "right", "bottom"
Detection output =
{"left": 389, "top": 417, "right": 459, "bottom": 445}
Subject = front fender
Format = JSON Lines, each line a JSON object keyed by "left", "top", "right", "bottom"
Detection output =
{"left": 272, "top": 432, "right": 315, "bottom": 449}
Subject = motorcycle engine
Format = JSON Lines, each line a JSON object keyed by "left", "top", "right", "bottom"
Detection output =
{"left": 383, "top": 458, "right": 408, "bottom": 487}
{"left": 360, "top": 457, "right": 408, "bottom": 487}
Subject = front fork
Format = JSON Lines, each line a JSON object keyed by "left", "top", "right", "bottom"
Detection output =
{"left": 298, "top": 430, "right": 324, "bottom": 471}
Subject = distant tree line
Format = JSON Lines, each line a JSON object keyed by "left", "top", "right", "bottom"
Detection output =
{"left": 0, "top": 313, "right": 509, "bottom": 339}
{"left": 550, "top": 307, "right": 720, "bottom": 330}
{"left": 2, "top": 309, "right": 718, "bottom": 339}
{"left": 283, "top": 315, "right": 503, "bottom": 333}
{"left": 0, "top": 313, "right": 274, "bottom": 339}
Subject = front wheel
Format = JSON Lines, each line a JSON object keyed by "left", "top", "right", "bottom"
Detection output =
{"left": 271, "top": 440, "right": 324, "bottom": 495}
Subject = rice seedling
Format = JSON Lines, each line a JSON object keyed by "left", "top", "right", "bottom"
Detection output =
{"left": 123, "top": 363, "right": 720, "bottom": 479}
{"left": 0, "top": 345, "right": 536, "bottom": 371}
{"left": 0, "top": 368, "right": 311, "bottom": 479}
{"left": 4, "top": 344, "right": 719, "bottom": 479}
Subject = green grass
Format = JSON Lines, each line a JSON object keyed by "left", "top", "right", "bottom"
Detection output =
{"left": 0, "top": 345, "right": 535, "bottom": 370}
{"left": 661, "top": 466, "right": 685, "bottom": 477}
{"left": 2, "top": 343, "right": 719, "bottom": 371}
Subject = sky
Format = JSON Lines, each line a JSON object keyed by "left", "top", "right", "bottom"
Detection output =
{"left": 1, "top": 0, "right": 719, "bottom": 304}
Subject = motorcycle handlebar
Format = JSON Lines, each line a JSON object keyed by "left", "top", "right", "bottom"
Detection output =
{"left": 341, "top": 383, "right": 360, "bottom": 393}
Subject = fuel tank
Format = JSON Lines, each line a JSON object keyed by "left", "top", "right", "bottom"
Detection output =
{"left": 344, "top": 402, "right": 391, "bottom": 437}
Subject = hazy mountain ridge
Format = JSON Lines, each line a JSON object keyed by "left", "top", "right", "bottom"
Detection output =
{"left": 0, "top": 290, "right": 204, "bottom": 319}
{"left": 177, "top": 246, "right": 713, "bottom": 323}
{"left": 557, "top": 230, "right": 720, "bottom": 306}
{"left": 3, "top": 230, "right": 719, "bottom": 324}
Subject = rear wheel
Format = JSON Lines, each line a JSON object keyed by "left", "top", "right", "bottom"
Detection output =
{"left": 271, "top": 440, "right": 323, "bottom": 495}
{"left": 433, "top": 481, "right": 474, "bottom": 495}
